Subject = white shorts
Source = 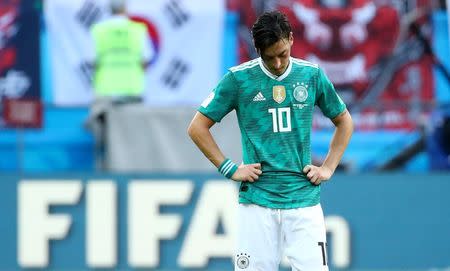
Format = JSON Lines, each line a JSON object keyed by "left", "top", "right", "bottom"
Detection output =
{"left": 234, "top": 203, "right": 328, "bottom": 271}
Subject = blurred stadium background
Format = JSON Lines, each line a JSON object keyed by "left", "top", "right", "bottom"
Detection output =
{"left": 0, "top": 0, "right": 449, "bottom": 270}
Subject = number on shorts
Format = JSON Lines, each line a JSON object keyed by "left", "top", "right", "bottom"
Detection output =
{"left": 318, "top": 241, "right": 328, "bottom": 266}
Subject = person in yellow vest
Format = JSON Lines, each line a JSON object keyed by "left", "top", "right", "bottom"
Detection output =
{"left": 86, "top": 0, "right": 153, "bottom": 170}
{"left": 91, "top": 0, "right": 153, "bottom": 102}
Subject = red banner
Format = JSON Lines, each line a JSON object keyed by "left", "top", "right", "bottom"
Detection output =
{"left": 231, "top": 0, "right": 435, "bottom": 130}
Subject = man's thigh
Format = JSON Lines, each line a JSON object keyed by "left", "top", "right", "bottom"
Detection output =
{"left": 281, "top": 204, "right": 329, "bottom": 271}
{"left": 235, "top": 204, "right": 282, "bottom": 271}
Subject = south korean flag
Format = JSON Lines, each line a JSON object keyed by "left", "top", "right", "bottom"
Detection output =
{"left": 45, "top": 0, "right": 225, "bottom": 106}
{"left": 127, "top": 0, "right": 225, "bottom": 106}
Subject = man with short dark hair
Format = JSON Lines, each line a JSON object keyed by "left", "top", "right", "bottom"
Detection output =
{"left": 188, "top": 10, "right": 353, "bottom": 270}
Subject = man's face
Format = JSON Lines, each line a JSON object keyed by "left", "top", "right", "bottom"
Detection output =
{"left": 260, "top": 33, "right": 293, "bottom": 76}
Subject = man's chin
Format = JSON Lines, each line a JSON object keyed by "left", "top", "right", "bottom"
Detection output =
{"left": 272, "top": 70, "right": 283, "bottom": 76}
{"left": 273, "top": 67, "right": 286, "bottom": 76}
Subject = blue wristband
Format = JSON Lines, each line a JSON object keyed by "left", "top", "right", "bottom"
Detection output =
{"left": 218, "top": 158, "right": 238, "bottom": 179}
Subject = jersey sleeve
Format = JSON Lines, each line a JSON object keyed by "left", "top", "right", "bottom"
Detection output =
{"left": 314, "top": 67, "right": 346, "bottom": 119}
{"left": 198, "top": 71, "right": 238, "bottom": 122}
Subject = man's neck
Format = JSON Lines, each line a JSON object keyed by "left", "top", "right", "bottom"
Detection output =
{"left": 261, "top": 59, "right": 290, "bottom": 77}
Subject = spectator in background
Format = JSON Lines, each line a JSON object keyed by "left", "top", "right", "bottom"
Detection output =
{"left": 90, "top": 0, "right": 152, "bottom": 101}
{"left": 85, "top": 0, "right": 153, "bottom": 170}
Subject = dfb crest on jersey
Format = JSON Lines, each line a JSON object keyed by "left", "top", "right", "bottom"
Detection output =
{"left": 236, "top": 253, "right": 250, "bottom": 269}
{"left": 293, "top": 82, "right": 308, "bottom": 102}
{"left": 273, "top": 85, "right": 286, "bottom": 104}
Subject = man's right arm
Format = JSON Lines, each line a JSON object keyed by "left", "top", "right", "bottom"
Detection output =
{"left": 187, "top": 112, "right": 262, "bottom": 182}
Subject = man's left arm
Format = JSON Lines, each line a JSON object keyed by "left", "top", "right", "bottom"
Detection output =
{"left": 304, "top": 109, "right": 353, "bottom": 185}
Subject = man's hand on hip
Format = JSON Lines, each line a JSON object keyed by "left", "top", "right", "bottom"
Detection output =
{"left": 232, "top": 163, "right": 262, "bottom": 182}
{"left": 303, "top": 165, "right": 333, "bottom": 185}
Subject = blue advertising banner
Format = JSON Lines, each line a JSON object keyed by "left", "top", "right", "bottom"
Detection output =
{"left": 0, "top": 0, "right": 41, "bottom": 127}
{"left": 0, "top": 173, "right": 449, "bottom": 270}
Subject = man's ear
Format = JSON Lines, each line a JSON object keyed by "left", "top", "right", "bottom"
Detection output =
{"left": 289, "top": 32, "right": 294, "bottom": 45}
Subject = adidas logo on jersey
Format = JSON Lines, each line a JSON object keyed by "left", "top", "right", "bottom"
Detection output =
{"left": 253, "top": 92, "right": 266, "bottom": 101}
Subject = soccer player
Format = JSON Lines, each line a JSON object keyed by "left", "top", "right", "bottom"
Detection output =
{"left": 187, "top": 10, "right": 353, "bottom": 271}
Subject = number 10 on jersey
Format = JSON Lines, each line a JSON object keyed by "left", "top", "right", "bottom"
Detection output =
{"left": 268, "top": 107, "right": 291, "bottom": 133}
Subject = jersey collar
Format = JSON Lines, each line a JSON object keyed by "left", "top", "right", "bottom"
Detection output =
{"left": 258, "top": 57, "right": 292, "bottom": 81}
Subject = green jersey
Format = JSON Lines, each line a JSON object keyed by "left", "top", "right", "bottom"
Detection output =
{"left": 198, "top": 57, "right": 346, "bottom": 209}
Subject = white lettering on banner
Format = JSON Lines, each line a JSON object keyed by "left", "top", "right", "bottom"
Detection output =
{"left": 18, "top": 181, "right": 83, "bottom": 267}
{"left": 178, "top": 181, "right": 238, "bottom": 266}
{"left": 128, "top": 181, "right": 193, "bottom": 267}
{"left": 86, "top": 181, "right": 117, "bottom": 267}
{"left": 326, "top": 215, "right": 351, "bottom": 268}
{"left": 17, "top": 180, "right": 351, "bottom": 269}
